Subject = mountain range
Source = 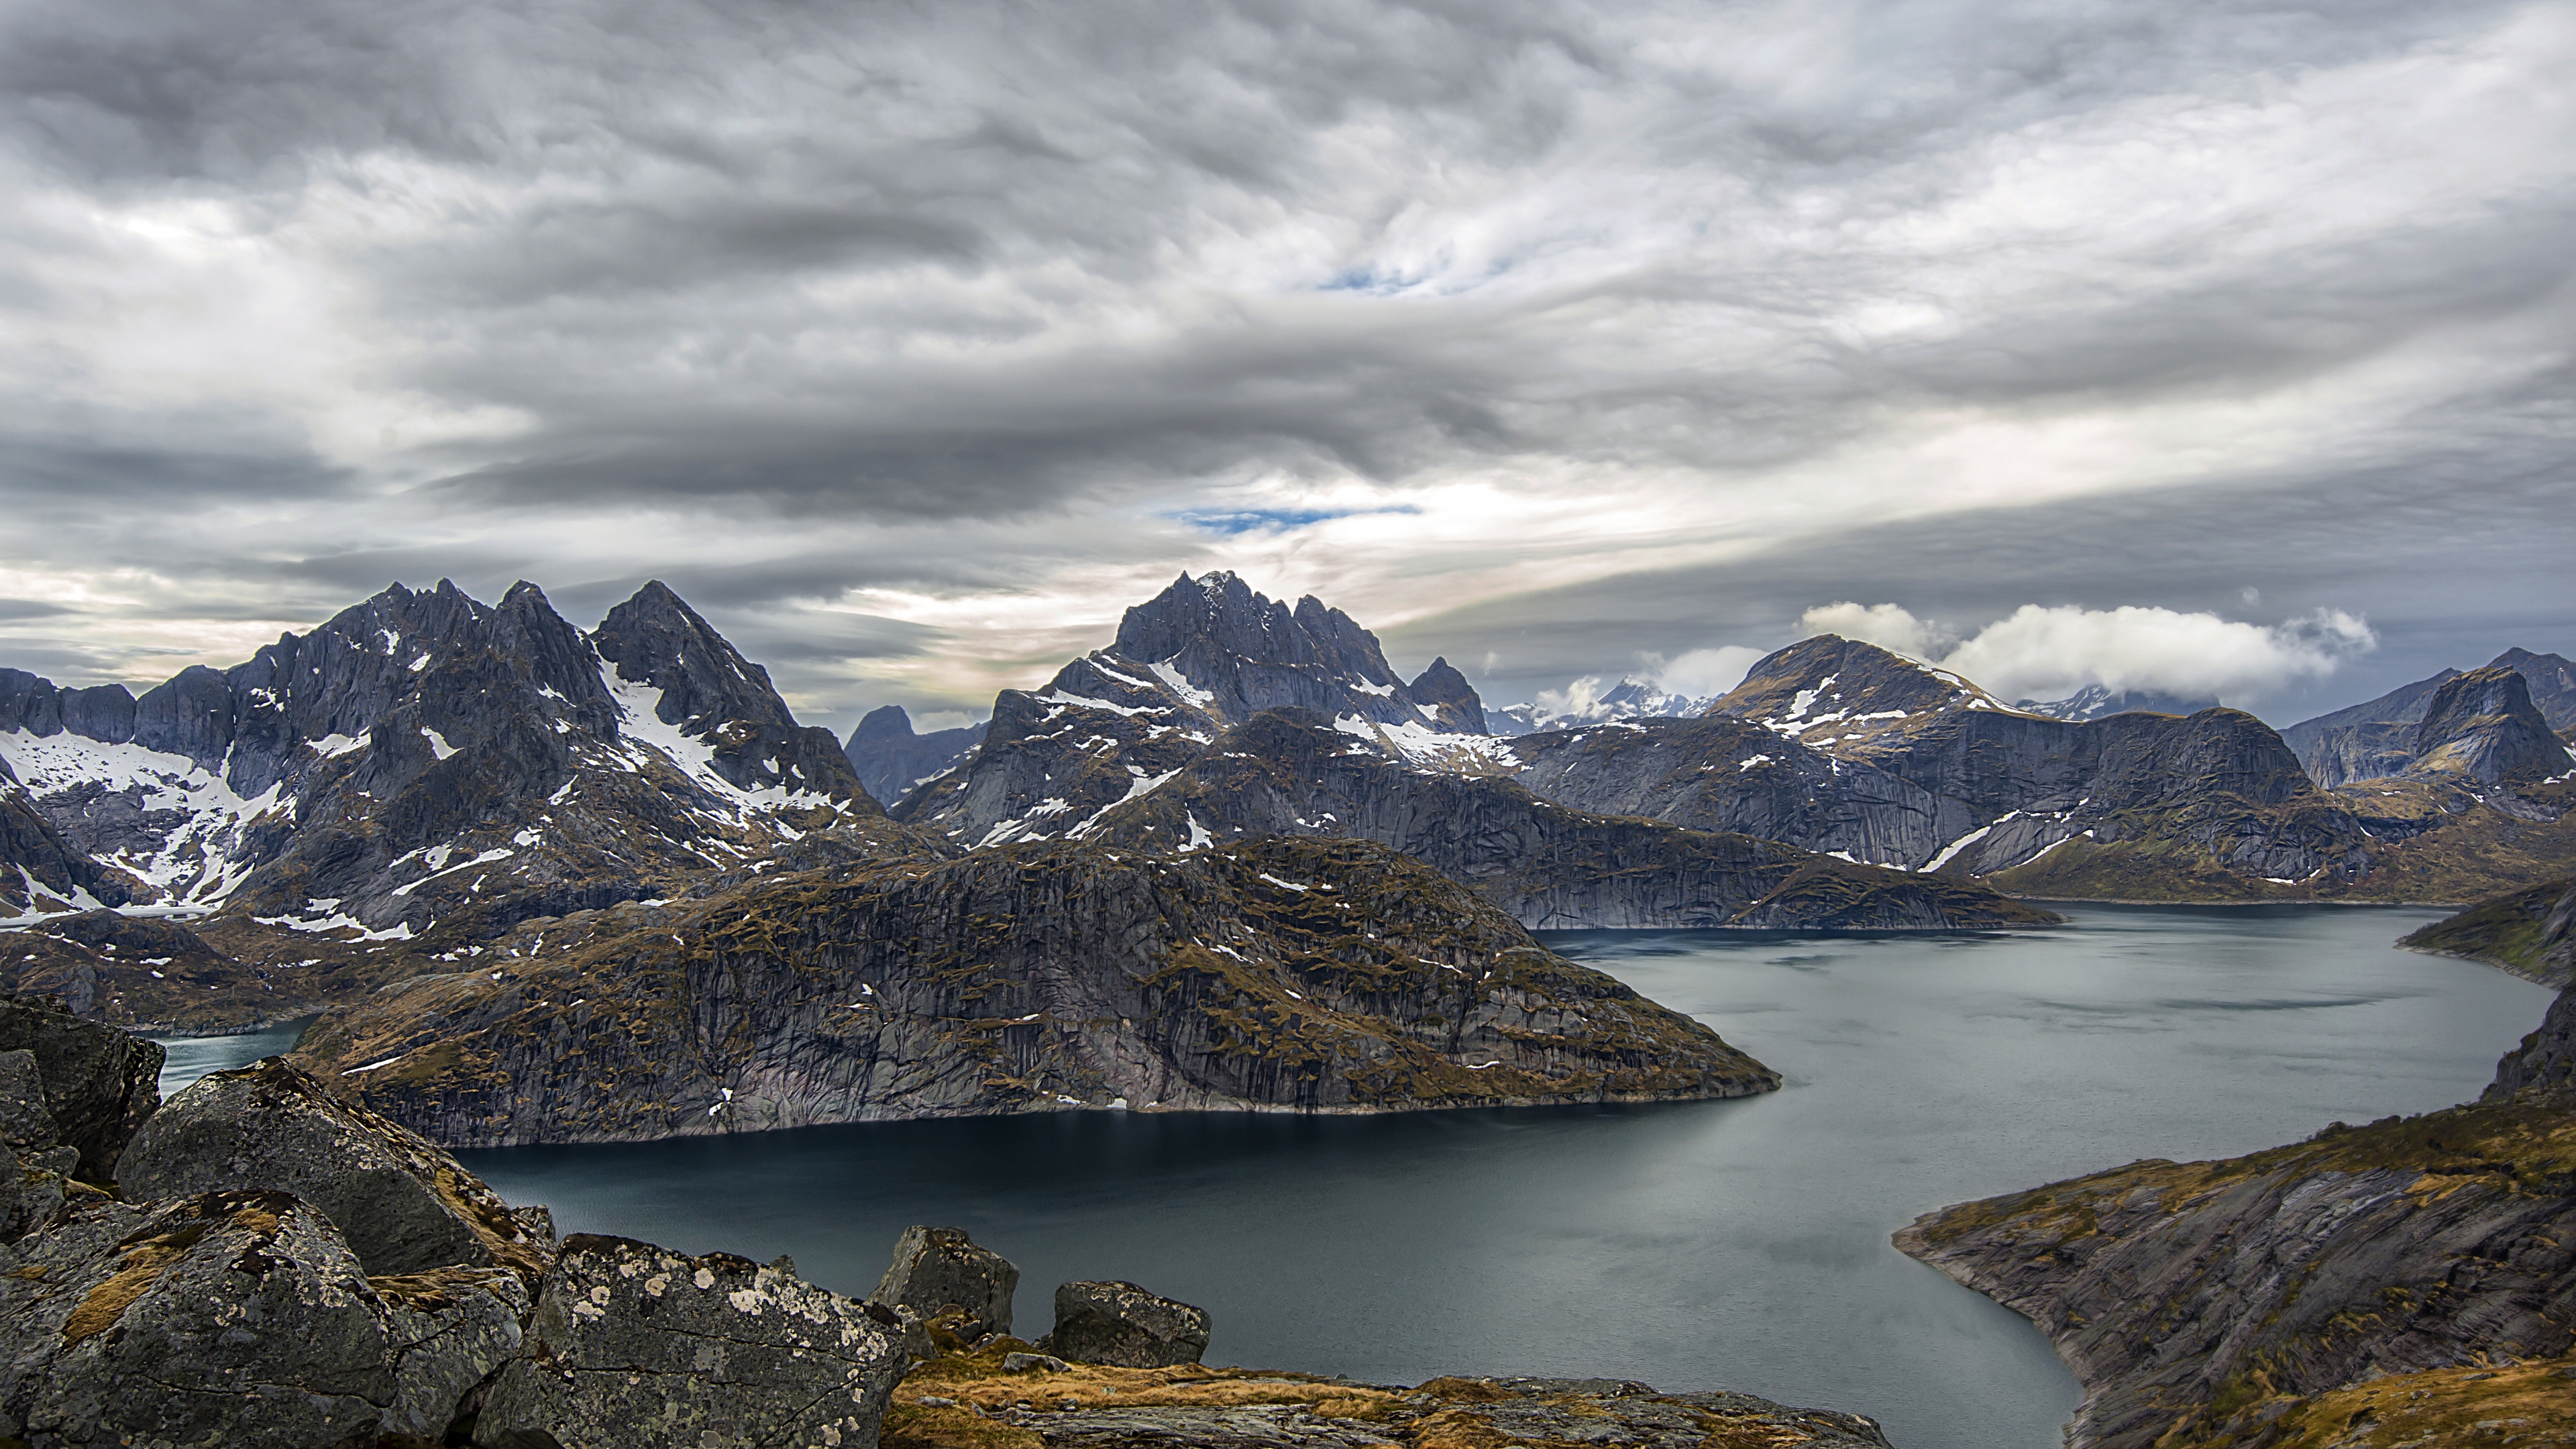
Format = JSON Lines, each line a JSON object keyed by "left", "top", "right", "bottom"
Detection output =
{"left": 3, "top": 568, "right": 2571, "bottom": 1146}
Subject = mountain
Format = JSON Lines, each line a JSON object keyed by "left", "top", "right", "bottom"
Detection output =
{"left": 1487, "top": 678, "right": 1716, "bottom": 737}
{"left": 2012, "top": 684, "right": 2218, "bottom": 721}
{"left": 895, "top": 571, "right": 1517, "bottom": 851}
{"left": 1633, "top": 635, "right": 2377, "bottom": 895}
{"left": 293, "top": 835, "right": 1783, "bottom": 1146}
{"left": 2404, "top": 664, "right": 2575, "bottom": 786}
{"left": 1076, "top": 708, "right": 2055, "bottom": 930}
{"left": 843, "top": 706, "right": 987, "bottom": 806}
{"left": 0, "top": 579, "right": 936, "bottom": 1030}
{"left": 1896, "top": 924, "right": 2576, "bottom": 1448}
{"left": 895, "top": 576, "right": 2049, "bottom": 930}
{"left": 2282, "top": 648, "right": 2575, "bottom": 788}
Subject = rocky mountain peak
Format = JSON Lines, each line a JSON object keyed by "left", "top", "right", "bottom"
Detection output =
{"left": 1407, "top": 657, "right": 1487, "bottom": 734}
{"left": 2408, "top": 665, "right": 2573, "bottom": 785}
{"left": 592, "top": 582, "right": 865, "bottom": 801}
{"left": 1709, "top": 635, "right": 2022, "bottom": 756}
{"left": 2487, "top": 648, "right": 2576, "bottom": 730}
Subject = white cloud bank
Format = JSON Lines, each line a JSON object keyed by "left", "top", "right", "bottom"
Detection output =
{"left": 1794, "top": 602, "right": 2377, "bottom": 704}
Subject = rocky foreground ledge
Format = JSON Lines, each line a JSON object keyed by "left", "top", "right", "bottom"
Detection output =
{"left": 1892, "top": 901, "right": 2576, "bottom": 1449}
{"left": 1, "top": 994, "right": 1886, "bottom": 1448}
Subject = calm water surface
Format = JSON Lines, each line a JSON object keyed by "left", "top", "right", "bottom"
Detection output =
{"left": 161, "top": 906, "right": 2555, "bottom": 1449}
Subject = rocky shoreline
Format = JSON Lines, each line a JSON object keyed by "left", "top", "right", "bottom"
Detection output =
{"left": 1892, "top": 894, "right": 2576, "bottom": 1448}
{"left": 0, "top": 993, "right": 1886, "bottom": 1448}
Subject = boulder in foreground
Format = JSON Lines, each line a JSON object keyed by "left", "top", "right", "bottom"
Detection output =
{"left": 875, "top": 1224, "right": 1019, "bottom": 1342}
{"left": 0, "top": 1189, "right": 525, "bottom": 1449}
{"left": 115, "top": 1057, "right": 553, "bottom": 1282}
{"left": 0, "top": 994, "right": 162, "bottom": 1180}
{"left": 474, "top": 1233, "right": 909, "bottom": 1449}
{"left": 1040, "top": 1280, "right": 1211, "bottom": 1368}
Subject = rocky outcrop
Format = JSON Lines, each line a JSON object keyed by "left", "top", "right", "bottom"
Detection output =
{"left": 876, "top": 1224, "right": 1020, "bottom": 1340}
{"left": 888, "top": 1350, "right": 1898, "bottom": 1449}
{"left": 0, "top": 1189, "right": 528, "bottom": 1449}
{"left": 1039, "top": 1281, "right": 1210, "bottom": 1368}
{"left": 1894, "top": 963, "right": 2576, "bottom": 1448}
{"left": 296, "top": 835, "right": 1781, "bottom": 1146}
{"left": 474, "top": 1234, "right": 910, "bottom": 1449}
{"left": 2403, "top": 877, "right": 2576, "bottom": 989}
{"left": 0, "top": 994, "right": 162, "bottom": 1179}
{"left": 1091, "top": 709, "right": 2059, "bottom": 930}
{"left": 116, "top": 1058, "right": 554, "bottom": 1282}
{"left": 845, "top": 705, "right": 987, "bottom": 806}
{"left": 2406, "top": 665, "right": 2575, "bottom": 786}
{"left": 2283, "top": 649, "right": 2576, "bottom": 789}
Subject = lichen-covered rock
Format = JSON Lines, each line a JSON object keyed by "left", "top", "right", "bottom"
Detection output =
{"left": 0, "top": 994, "right": 162, "bottom": 1180}
{"left": 0, "top": 1048, "right": 57, "bottom": 1148}
{"left": 0, "top": 1138, "right": 71, "bottom": 1243}
{"left": 0, "top": 1189, "right": 525, "bottom": 1449}
{"left": 474, "top": 1233, "right": 910, "bottom": 1449}
{"left": 1040, "top": 1281, "right": 1211, "bottom": 1368}
{"left": 874, "top": 1225, "right": 1019, "bottom": 1340}
{"left": 113, "top": 1057, "right": 550, "bottom": 1282}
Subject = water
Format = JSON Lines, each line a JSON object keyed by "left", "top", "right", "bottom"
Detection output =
{"left": 154, "top": 906, "right": 2555, "bottom": 1449}
{"left": 152, "top": 1018, "right": 311, "bottom": 1097}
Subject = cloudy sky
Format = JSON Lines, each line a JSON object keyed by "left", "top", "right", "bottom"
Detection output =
{"left": 3, "top": 0, "right": 2570, "bottom": 729}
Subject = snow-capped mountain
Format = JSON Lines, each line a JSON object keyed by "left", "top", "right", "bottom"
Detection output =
{"left": 1487, "top": 677, "right": 1717, "bottom": 736}
{"left": 0, "top": 580, "right": 929, "bottom": 946}
{"left": 2013, "top": 684, "right": 2220, "bottom": 721}
{"left": 896, "top": 571, "right": 1509, "bottom": 849}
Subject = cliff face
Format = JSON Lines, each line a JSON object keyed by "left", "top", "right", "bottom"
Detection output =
{"left": 1090, "top": 710, "right": 2054, "bottom": 931}
{"left": 1895, "top": 969, "right": 2576, "bottom": 1449}
{"left": 294, "top": 835, "right": 1781, "bottom": 1147}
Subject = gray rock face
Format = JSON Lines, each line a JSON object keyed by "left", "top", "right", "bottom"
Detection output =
{"left": 874, "top": 1224, "right": 1019, "bottom": 1339}
{"left": 844, "top": 704, "right": 987, "bottom": 806}
{"left": 309, "top": 835, "right": 1782, "bottom": 1146}
{"left": 115, "top": 1057, "right": 551, "bottom": 1282}
{"left": 1040, "top": 1280, "right": 1210, "bottom": 1368}
{"left": 474, "top": 1233, "right": 908, "bottom": 1449}
{"left": 0, "top": 1049, "right": 59, "bottom": 1159}
{"left": 2407, "top": 665, "right": 2575, "bottom": 785}
{"left": 0, "top": 1188, "right": 526, "bottom": 1449}
{"left": 0, "top": 994, "right": 162, "bottom": 1180}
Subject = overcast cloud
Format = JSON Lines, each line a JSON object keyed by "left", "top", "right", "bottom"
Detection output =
{"left": 1, "top": 0, "right": 2569, "bottom": 726}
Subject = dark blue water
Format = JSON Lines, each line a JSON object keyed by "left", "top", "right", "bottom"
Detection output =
{"left": 158, "top": 906, "right": 2557, "bottom": 1448}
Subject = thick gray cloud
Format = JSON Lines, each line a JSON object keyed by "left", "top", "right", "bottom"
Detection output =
{"left": 0, "top": 0, "right": 2569, "bottom": 727}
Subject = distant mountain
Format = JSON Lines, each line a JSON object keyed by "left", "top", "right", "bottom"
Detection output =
{"left": 842, "top": 706, "right": 986, "bottom": 806}
{"left": 2404, "top": 666, "right": 2574, "bottom": 786}
{"left": 1569, "top": 635, "right": 2380, "bottom": 895}
{"left": 2014, "top": 684, "right": 2219, "bottom": 721}
{"left": 2282, "top": 649, "right": 2573, "bottom": 788}
{"left": 1487, "top": 678, "right": 1716, "bottom": 736}
{"left": 896, "top": 571, "right": 1506, "bottom": 849}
